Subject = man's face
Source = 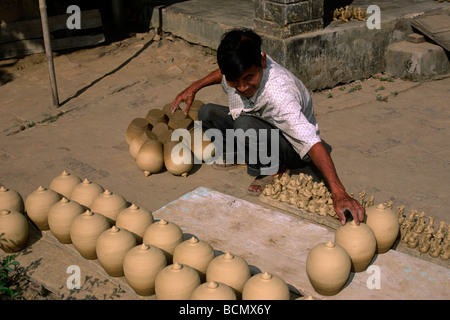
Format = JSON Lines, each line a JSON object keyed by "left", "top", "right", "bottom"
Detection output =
{"left": 225, "top": 53, "right": 267, "bottom": 99}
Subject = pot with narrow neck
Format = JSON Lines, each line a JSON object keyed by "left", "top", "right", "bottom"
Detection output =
{"left": 0, "top": 209, "right": 29, "bottom": 252}
{"left": 48, "top": 197, "right": 84, "bottom": 244}
{"left": 25, "top": 186, "right": 62, "bottom": 230}
{"left": 365, "top": 203, "right": 400, "bottom": 253}
{"left": 0, "top": 186, "right": 24, "bottom": 213}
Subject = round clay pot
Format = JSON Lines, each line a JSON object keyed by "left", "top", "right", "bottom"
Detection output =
{"left": 152, "top": 122, "right": 170, "bottom": 137}
{"left": 49, "top": 170, "right": 82, "bottom": 199}
{"left": 142, "top": 219, "right": 184, "bottom": 264}
{"left": 335, "top": 221, "right": 377, "bottom": 272}
{"left": 306, "top": 240, "right": 351, "bottom": 296}
{"left": 69, "top": 210, "right": 109, "bottom": 259}
{"left": 135, "top": 139, "right": 164, "bottom": 176}
{"left": 123, "top": 243, "right": 167, "bottom": 296}
{"left": 146, "top": 109, "right": 168, "bottom": 126}
{"left": 90, "top": 190, "right": 127, "bottom": 225}
{"left": 96, "top": 226, "right": 136, "bottom": 277}
{"left": 187, "top": 127, "right": 215, "bottom": 163}
{"left": 0, "top": 186, "right": 24, "bottom": 213}
{"left": 155, "top": 262, "right": 201, "bottom": 300}
{"left": 0, "top": 209, "right": 29, "bottom": 252}
{"left": 48, "top": 197, "right": 84, "bottom": 244}
{"left": 116, "top": 203, "right": 154, "bottom": 243}
{"left": 366, "top": 203, "right": 400, "bottom": 253}
{"left": 242, "top": 271, "right": 290, "bottom": 300}
{"left": 129, "top": 130, "right": 158, "bottom": 160}
{"left": 157, "top": 128, "right": 174, "bottom": 145}
{"left": 191, "top": 280, "right": 237, "bottom": 300}
{"left": 126, "top": 118, "right": 151, "bottom": 145}
{"left": 173, "top": 236, "right": 215, "bottom": 281}
{"left": 25, "top": 186, "right": 62, "bottom": 230}
{"left": 70, "top": 179, "right": 104, "bottom": 209}
{"left": 206, "top": 252, "right": 251, "bottom": 299}
{"left": 163, "top": 140, "right": 193, "bottom": 176}
{"left": 187, "top": 100, "right": 204, "bottom": 121}
{"left": 162, "top": 103, "right": 173, "bottom": 118}
{"left": 168, "top": 110, "right": 193, "bottom": 130}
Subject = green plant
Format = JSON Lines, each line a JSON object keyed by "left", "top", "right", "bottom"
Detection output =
{"left": 327, "top": 93, "right": 333, "bottom": 98}
{"left": 348, "top": 84, "right": 362, "bottom": 93}
{"left": 0, "top": 254, "right": 20, "bottom": 299}
{"left": 375, "top": 86, "right": 385, "bottom": 92}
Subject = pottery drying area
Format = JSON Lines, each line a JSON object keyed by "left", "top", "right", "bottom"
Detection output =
{"left": 1, "top": 4, "right": 450, "bottom": 301}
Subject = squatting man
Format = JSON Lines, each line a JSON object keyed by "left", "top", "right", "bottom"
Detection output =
{"left": 171, "top": 28, "right": 364, "bottom": 225}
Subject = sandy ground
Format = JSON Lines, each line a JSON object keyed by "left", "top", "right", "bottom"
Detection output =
{"left": 0, "top": 30, "right": 449, "bottom": 244}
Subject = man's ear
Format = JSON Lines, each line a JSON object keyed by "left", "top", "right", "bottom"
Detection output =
{"left": 261, "top": 52, "right": 267, "bottom": 69}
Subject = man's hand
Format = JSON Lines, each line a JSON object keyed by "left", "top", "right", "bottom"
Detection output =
{"left": 332, "top": 190, "right": 365, "bottom": 225}
{"left": 171, "top": 85, "right": 196, "bottom": 115}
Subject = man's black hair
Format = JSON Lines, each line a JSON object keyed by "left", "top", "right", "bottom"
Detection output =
{"left": 217, "top": 28, "right": 262, "bottom": 81}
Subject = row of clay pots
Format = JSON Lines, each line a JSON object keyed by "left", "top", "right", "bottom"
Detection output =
{"left": 126, "top": 101, "right": 215, "bottom": 178}
{"left": 306, "top": 203, "right": 399, "bottom": 296}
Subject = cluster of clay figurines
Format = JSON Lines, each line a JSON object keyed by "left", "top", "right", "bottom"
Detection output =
{"left": 0, "top": 171, "right": 299, "bottom": 300}
{"left": 333, "top": 6, "right": 367, "bottom": 22}
{"left": 125, "top": 100, "right": 215, "bottom": 178}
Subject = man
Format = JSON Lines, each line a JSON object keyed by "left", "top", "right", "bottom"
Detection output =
{"left": 171, "top": 28, "right": 364, "bottom": 225}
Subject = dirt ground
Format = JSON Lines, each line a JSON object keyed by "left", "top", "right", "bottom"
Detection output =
{"left": 0, "top": 30, "right": 449, "bottom": 299}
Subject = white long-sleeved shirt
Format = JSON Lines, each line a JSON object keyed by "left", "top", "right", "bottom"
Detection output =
{"left": 221, "top": 55, "right": 321, "bottom": 159}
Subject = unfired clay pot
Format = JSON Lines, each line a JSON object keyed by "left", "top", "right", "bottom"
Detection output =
{"left": 126, "top": 118, "right": 151, "bottom": 145}
{"left": 152, "top": 122, "right": 170, "bottom": 137}
{"left": 129, "top": 130, "right": 158, "bottom": 160}
{"left": 69, "top": 210, "right": 109, "bottom": 259}
{"left": 206, "top": 252, "right": 251, "bottom": 299}
{"left": 168, "top": 110, "right": 193, "bottom": 130}
{"left": 70, "top": 179, "right": 104, "bottom": 209}
{"left": 187, "top": 100, "right": 204, "bottom": 121}
{"left": 0, "top": 186, "right": 24, "bottom": 213}
{"left": 188, "top": 127, "right": 215, "bottom": 163}
{"left": 48, "top": 197, "right": 84, "bottom": 244}
{"left": 49, "top": 170, "right": 82, "bottom": 198}
{"left": 123, "top": 243, "right": 167, "bottom": 296}
{"left": 0, "top": 209, "right": 29, "bottom": 252}
{"left": 162, "top": 103, "right": 173, "bottom": 118}
{"left": 142, "top": 219, "right": 183, "bottom": 264}
{"left": 191, "top": 280, "right": 237, "bottom": 300}
{"left": 306, "top": 240, "right": 351, "bottom": 296}
{"left": 115, "top": 204, "right": 154, "bottom": 243}
{"left": 173, "top": 236, "right": 215, "bottom": 281}
{"left": 242, "top": 272, "right": 290, "bottom": 300}
{"left": 335, "top": 221, "right": 377, "bottom": 272}
{"left": 146, "top": 109, "right": 168, "bottom": 126}
{"left": 163, "top": 140, "right": 193, "bottom": 176}
{"left": 365, "top": 203, "right": 400, "bottom": 253}
{"left": 154, "top": 262, "right": 201, "bottom": 300}
{"left": 90, "top": 190, "right": 127, "bottom": 225}
{"left": 25, "top": 186, "right": 62, "bottom": 230}
{"left": 96, "top": 226, "right": 136, "bottom": 277}
{"left": 135, "top": 139, "right": 164, "bottom": 176}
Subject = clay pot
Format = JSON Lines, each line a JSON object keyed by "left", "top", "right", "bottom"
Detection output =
{"left": 69, "top": 210, "right": 109, "bottom": 259}
{"left": 187, "top": 100, "right": 204, "bottom": 121}
{"left": 152, "top": 122, "right": 170, "bottom": 137}
{"left": 70, "top": 179, "right": 104, "bottom": 209}
{"left": 96, "top": 226, "right": 136, "bottom": 277}
{"left": 191, "top": 280, "right": 237, "bottom": 300}
{"left": 123, "top": 243, "right": 167, "bottom": 296}
{"left": 163, "top": 140, "right": 194, "bottom": 176}
{"left": 187, "top": 127, "right": 215, "bottom": 163}
{"left": 90, "top": 190, "right": 127, "bottom": 225}
{"left": 306, "top": 240, "right": 351, "bottom": 296}
{"left": 173, "top": 236, "right": 215, "bottom": 281}
{"left": 365, "top": 203, "right": 400, "bottom": 253}
{"left": 168, "top": 110, "right": 193, "bottom": 130}
{"left": 146, "top": 109, "right": 168, "bottom": 126}
{"left": 335, "top": 221, "right": 377, "bottom": 272}
{"left": 242, "top": 271, "right": 290, "bottom": 300}
{"left": 25, "top": 186, "right": 62, "bottom": 230}
{"left": 49, "top": 170, "right": 82, "bottom": 198}
{"left": 162, "top": 103, "right": 173, "bottom": 118}
{"left": 116, "top": 204, "right": 154, "bottom": 243}
{"left": 48, "top": 197, "right": 84, "bottom": 244}
{"left": 142, "top": 219, "right": 183, "bottom": 264}
{"left": 129, "top": 130, "right": 158, "bottom": 160}
{"left": 206, "top": 252, "right": 251, "bottom": 299}
{"left": 157, "top": 128, "right": 174, "bottom": 145}
{"left": 0, "top": 209, "right": 29, "bottom": 252}
{"left": 135, "top": 139, "right": 164, "bottom": 176}
{"left": 154, "top": 262, "right": 201, "bottom": 300}
{"left": 126, "top": 118, "right": 151, "bottom": 145}
{"left": 0, "top": 186, "right": 24, "bottom": 213}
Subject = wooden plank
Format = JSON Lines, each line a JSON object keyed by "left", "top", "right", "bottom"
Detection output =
{"left": 152, "top": 187, "right": 450, "bottom": 300}
{"left": 0, "top": 9, "right": 103, "bottom": 44}
{"left": 0, "top": 34, "right": 105, "bottom": 60}
{"left": 411, "top": 14, "right": 450, "bottom": 51}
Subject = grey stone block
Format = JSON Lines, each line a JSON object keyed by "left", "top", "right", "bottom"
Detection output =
{"left": 386, "top": 40, "right": 449, "bottom": 80}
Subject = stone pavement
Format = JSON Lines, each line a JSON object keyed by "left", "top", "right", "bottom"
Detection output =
{"left": 0, "top": 28, "right": 449, "bottom": 299}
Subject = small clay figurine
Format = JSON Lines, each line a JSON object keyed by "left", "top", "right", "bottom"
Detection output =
{"left": 413, "top": 211, "right": 427, "bottom": 234}
{"left": 333, "top": 8, "right": 340, "bottom": 21}
{"left": 418, "top": 233, "right": 432, "bottom": 254}
{"left": 429, "top": 238, "right": 442, "bottom": 258}
{"left": 434, "top": 221, "right": 447, "bottom": 243}
{"left": 407, "top": 232, "right": 419, "bottom": 249}
{"left": 396, "top": 205, "right": 406, "bottom": 225}
{"left": 440, "top": 242, "right": 449, "bottom": 260}
{"left": 423, "top": 216, "right": 435, "bottom": 235}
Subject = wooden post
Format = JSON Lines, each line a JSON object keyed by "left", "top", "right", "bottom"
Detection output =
{"left": 39, "top": 0, "right": 59, "bottom": 107}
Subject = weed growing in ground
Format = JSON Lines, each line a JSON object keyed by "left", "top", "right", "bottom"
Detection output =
{"left": 0, "top": 254, "right": 20, "bottom": 299}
